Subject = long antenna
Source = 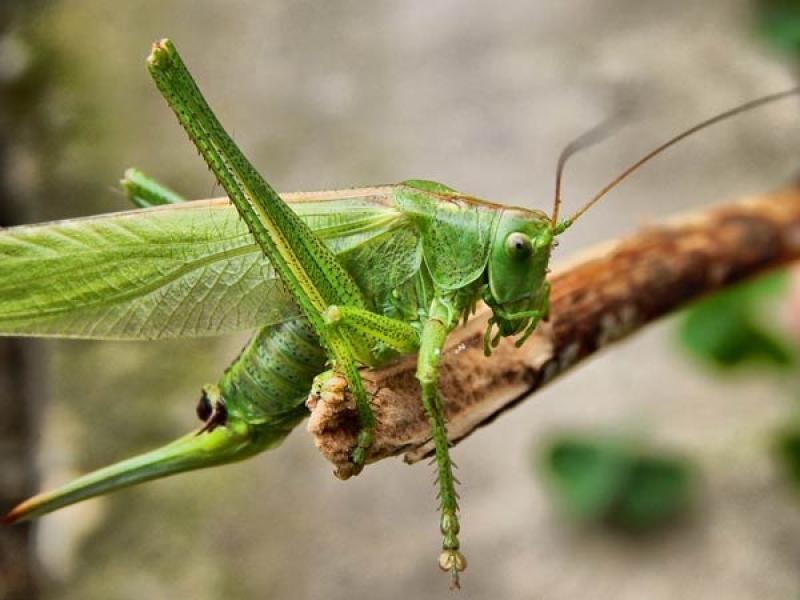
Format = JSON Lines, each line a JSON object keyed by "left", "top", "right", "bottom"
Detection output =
{"left": 557, "top": 86, "right": 800, "bottom": 230}
{"left": 551, "top": 110, "right": 629, "bottom": 226}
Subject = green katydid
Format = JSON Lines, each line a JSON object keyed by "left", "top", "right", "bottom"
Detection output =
{"left": 1, "top": 38, "right": 797, "bottom": 587}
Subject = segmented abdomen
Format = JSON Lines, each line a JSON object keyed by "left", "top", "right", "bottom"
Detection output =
{"left": 218, "top": 318, "right": 327, "bottom": 424}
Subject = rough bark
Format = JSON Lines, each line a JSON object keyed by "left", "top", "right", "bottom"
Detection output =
{"left": 307, "top": 186, "right": 800, "bottom": 469}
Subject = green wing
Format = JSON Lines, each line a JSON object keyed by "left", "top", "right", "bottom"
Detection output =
{"left": 0, "top": 186, "right": 420, "bottom": 340}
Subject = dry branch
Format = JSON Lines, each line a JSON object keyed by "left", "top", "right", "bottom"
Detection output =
{"left": 306, "top": 186, "right": 800, "bottom": 471}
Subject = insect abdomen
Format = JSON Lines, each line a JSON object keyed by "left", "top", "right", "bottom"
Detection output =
{"left": 219, "top": 318, "right": 327, "bottom": 424}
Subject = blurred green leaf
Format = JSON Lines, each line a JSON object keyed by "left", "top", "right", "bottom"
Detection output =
{"left": 757, "top": 0, "right": 800, "bottom": 56}
{"left": 608, "top": 455, "right": 693, "bottom": 532}
{"left": 544, "top": 438, "right": 629, "bottom": 520}
{"left": 678, "top": 271, "right": 795, "bottom": 370}
{"left": 540, "top": 435, "right": 695, "bottom": 534}
{"left": 773, "top": 423, "right": 800, "bottom": 488}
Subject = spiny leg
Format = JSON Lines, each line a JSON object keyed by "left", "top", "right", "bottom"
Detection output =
{"left": 147, "top": 39, "right": 378, "bottom": 474}
{"left": 321, "top": 304, "right": 421, "bottom": 477}
{"left": 417, "top": 301, "right": 466, "bottom": 589}
{"left": 323, "top": 305, "right": 420, "bottom": 356}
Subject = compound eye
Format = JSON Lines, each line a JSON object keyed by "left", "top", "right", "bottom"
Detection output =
{"left": 196, "top": 390, "right": 213, "bottom": 422}
{"left": 505, "top": 232, "right": 532, "bottom": 260}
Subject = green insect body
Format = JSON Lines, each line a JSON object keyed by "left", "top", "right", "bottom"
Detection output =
{"left": 219, "top": 319, "right": 326, "bottom": 426}
{"left": 3, "top": 169, "right": 551, "bottom": 586}
{"left": 2, "top": 39, "right": 797, "bottom": 588}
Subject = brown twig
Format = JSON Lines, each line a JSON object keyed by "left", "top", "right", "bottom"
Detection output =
{"left": 306, "top": 186, "right": 800, "bottom": 470}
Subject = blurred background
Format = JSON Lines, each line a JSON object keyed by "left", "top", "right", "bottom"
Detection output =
{"left": 1, "top": 1, "right": 800, "bottom": 598}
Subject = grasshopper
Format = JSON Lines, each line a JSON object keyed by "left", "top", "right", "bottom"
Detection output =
{"left": 1, "top": 39, "right": 796, "bottom": 587}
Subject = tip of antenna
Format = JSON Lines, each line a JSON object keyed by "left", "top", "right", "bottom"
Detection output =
{"left": 561, "top": 86, "right": 800, "bottom": 228}
{"left": 551, "top": 108, "right": 632, "bottom": 227}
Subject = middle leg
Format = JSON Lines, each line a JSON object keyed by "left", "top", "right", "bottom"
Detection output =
{"left": 417, "top": 301, "right": 466, "bottom": 589}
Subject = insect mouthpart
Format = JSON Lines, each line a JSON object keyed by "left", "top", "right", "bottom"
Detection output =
{"left": 482, "top": 293, "right": 541, "bottom": 356}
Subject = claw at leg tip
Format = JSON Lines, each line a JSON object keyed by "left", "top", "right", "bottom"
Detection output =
{"left": 334, "top": 462, "right": 361, "bottom": 480}
{"left": 333, "top": 466, "right": 352, "bottom": 480}
{"left": 438, "top": 549, "right": 466, "bottom": 589}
